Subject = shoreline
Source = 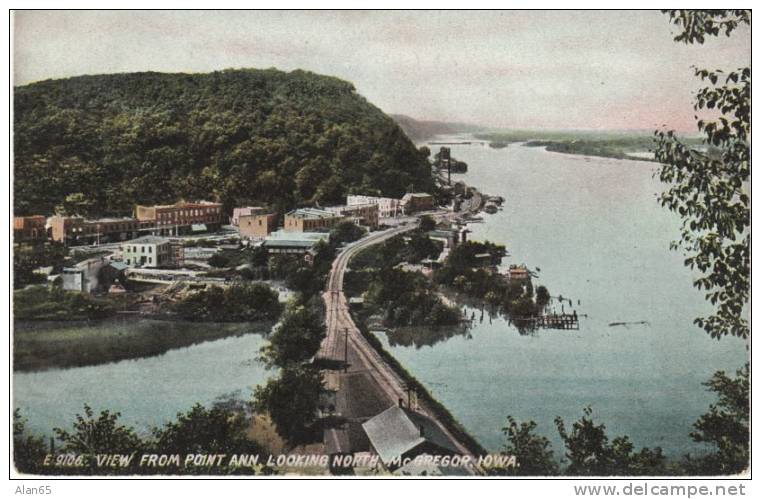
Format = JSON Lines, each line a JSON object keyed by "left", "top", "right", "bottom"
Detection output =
{"left": 13, "top": 317, "right": 275, "bottom": 373}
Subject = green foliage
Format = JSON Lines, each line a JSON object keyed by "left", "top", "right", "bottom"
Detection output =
{"left": 365, "top": 268, "right": 460, "bottom": 327}
{"left": 17, "top": 402, "right": 272, "bottom": 475}
{"left": 253, "top": 365, "right": 324, "bottom": 444}
{"left": 13, "top": 409, "right": 49, "bottom": 475}
{"left": 260, "top": 301, "right": 325, "bottom": 368}
{"left": 330, "top": 220, "right": 366, "bottom": 245}
{"left": 418, "top": 215, "right": 437, "bottom": 232}
{"left": 14, "top": 69, "right": 434, "bottom": 216}
{"left": 663, "top": 10, "right": 750, "bottom": 44}
{"left": 554, "top": 407, "right": 666, "bottom": 476}
{"left": 655, "top": 11, "right": 750, "bottom": 339}
{"left": 152, "top": 403, "right": 263, "bottom": 456}
{"left": 491, "top": 416, "right": 558, "bottom": 476}
{"left": 54, "top": 404, "right": 144, "bottom": 456}
{"left": 268, "top": 241, "right": 334, "bottom": 297}
{"left": 171, "top": 282, "right": 283, "bottom": 322}
{"left": 14, "top": 285, "right": 114, "bottom": 321}
{"left": 685, "top": 363, "right": 749, "bottom": 474}
{"left": 14, "top": 242, "right": 68, "bottom": 289}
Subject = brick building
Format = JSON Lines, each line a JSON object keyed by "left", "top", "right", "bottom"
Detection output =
{"left": 283, "top": 208, "right": 343, "bottom": 232}
{"left": 347, "top": 195, "right": 402, "bottom": 218}
{"left": 48, "top": 216, "right": 144, "bottom": 245}
{"left": 135, "top": 201, "right": 223, "bottom": 235}
{"left": 401, "top": 193, "right": 435, "bottom": 214}
{"left": 238, "top": 213, "right": 278, "bottom": 240}
{"left": 325, "top": 203, "right": 379, "bottom": 230}
{"left": 231, "top": 206, "right": 266, "bottom": 226}
{"left": 13, "top": 215, "right": 46, "bottom": 243}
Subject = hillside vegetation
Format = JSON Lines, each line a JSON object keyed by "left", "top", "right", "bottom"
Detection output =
{"left": 14, "top": 69, "right": 434, "bottom": 216}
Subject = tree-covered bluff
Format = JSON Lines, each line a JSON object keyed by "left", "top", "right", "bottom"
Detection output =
{"left": 14, "top": 68, "right": 434, "bottom": 216}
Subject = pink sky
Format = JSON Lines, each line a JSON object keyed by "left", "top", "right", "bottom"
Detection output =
{"left": 13, "top": 10, "right": 750, "bottom": 132}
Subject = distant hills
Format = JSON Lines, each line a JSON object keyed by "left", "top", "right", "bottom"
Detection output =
{"left": 14, "top": 69, "right": 435, "bottom": 217}
{"left": 390, "top": 114, "right": 486, "bottom": 143}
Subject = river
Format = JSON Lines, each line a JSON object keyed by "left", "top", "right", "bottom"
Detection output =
{"left": 379, "top": 137, "right": 748, "bottom": 457}
{"left": 13, "top": 322, "right": 273, "bottom": 438}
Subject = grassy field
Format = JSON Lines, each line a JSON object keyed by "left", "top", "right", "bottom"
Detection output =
{"left": 13, "top": 318, "right": 274, "bottom": 372}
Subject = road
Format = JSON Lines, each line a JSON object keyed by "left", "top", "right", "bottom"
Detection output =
{"left": 317, "top": 220, "right": 480, "bottom": 472}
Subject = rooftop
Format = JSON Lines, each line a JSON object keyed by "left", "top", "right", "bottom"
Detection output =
{"left": 285, "top": 208, "right": 340, "bottom": 219}
{"left": 267, "top": 230, "right": 330, "bottom": 242}
{"left": 124, "top": 235, "right": 170, "bottom": 245}
{"left": 361, "top": 406, "right": 459, "bottom": 465}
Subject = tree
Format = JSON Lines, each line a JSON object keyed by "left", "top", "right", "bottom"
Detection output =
{"left": 655, "top": 10, "right": 750, "bottom": 339}
{"left": 253, "top": 365, "right": 324, "bottom": 443}
{"left": 260, "top": 303, "right": 325, "bottom": 368}
{"left": 555, "top": 407, "right": 665, "bottom": 476}
{"left": 686, "top": 363, "right": 749, "bottom": 474}
{"left": 53, "top": 405, "right": 144, "bottom": 457}
{"left": 494, "top": 416, "right": 558, "bottom": 476}
{"left": 330, "top": 220, "right": 366, "bottom": 245}
{"left": 535, "top": 285, "right": 550, "bottom": 311}
{"left": 13, "top": 409, "right": 48, "bottom": 474}
{"left": 418, "top": 214, "right": 436, "bottom": 232}
{"left": 152, "top": 404, "right": 263, "bottom": 456}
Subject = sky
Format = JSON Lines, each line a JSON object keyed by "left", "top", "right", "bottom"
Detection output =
{"left": 12, "top": 10, "right": 751, "bottom": 131}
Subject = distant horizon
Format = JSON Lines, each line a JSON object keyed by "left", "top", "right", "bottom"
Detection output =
{"left": 13, "top": 11, "right": 749, "bottom": 132}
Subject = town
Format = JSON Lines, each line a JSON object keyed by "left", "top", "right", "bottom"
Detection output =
{"left": 13, "top": 164, "right": 553, "bottom": 475}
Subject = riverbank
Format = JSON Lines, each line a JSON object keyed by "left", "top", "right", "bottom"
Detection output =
{"left": 13, "top": 318, "right": 275, "bottom": 372}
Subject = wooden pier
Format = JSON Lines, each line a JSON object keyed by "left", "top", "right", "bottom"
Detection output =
{"left": 535, "top": 313, "right": 579, "bottom": 330}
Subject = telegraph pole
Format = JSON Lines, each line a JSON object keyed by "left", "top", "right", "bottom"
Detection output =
{"left": 343, "top": 328, "right": 349, "bottom": 373}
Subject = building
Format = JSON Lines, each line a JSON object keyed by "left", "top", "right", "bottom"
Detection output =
{"left": 401, "top": 193, "right": 435, "bottom": 214}
{"left": 261, "top": 230, "right": 330, "bottom": 261}
{"left": 507, "top": 264, "right": 530, "bottom": 281}
{"left": 135, "top": 201, "right": 224, "bottom": 235}
{"left": 362, "top": 404, "right": 460, "bottom": 471}
{"left": 283, "top": 208, "right": 343, "bottom": 232}
{"left": 347, "top": 195, "right": 402, "bottom": 218}
{"left": 231, "top": 206, "right": 266, "bottom": 226}
{"left": 325, "top": 203, "right": 379, "bottom": 230}
{"left": 238, "top": 213, "right": 278, "bottom": 240}
{"left": 48, "top": 215, "right": 144, "bottom": 245}
{"left": 13, "top": 215, "right": 46, "bottom": 243}
{"left": 121, "top": 236, "right": 173, "bottom": 268}
{"left": 427, "top": 229, "right": 462, "bottom": 249}
{"left": 61, "top": 256, "right": 110, "bottom": 293}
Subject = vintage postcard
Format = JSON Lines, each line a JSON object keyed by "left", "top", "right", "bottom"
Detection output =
{"left": 10, "top": 8, "right": 751, "bottom": 485}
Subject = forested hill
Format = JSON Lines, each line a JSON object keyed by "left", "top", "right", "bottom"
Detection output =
{"left": 390, "top": 114, "right": 485, "bottom": 143}
{"left": 14, "top": 69, "right": 435, "bottom": 217}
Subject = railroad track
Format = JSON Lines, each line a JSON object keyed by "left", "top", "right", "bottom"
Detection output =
{"left": 318, "top": 221, "right": 481, "bottom": 472}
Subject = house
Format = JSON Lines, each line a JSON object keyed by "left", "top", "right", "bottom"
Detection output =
{"left": 427, "top": 229, "right": 461, "bottom": 249}
{"left": 507, "top": 264, "right": 530, "bottom": 281}
{"left": 121, "top": 235, "right": 173, "bottom": 268}
{"left": 135, "top": 201, "right": 223, "bottom": 235}
{"left": 283, "top": 208, "right": 343, "bottom": 232}
{"left": 261, "top": 230, "right": 330, "bottom": 259}
{"left": 231, "top": 206, "right": 266, "bottom": 226}
{"left": 347, "top": 195, "right": 402, "bottom": 218}
{"left": 238, "top": 213, "right": 278, "bottom": 239}
{"left": 401, "top": 193, "right": 435, "bottom": 214}
{"left": 361, "top": 404, "right": 460, "bottom": 471}
{"left": 13, "top": 215, "right": 46, "bottom": 243}
{"left": 61, "top": 256, "right": 109, "bottom": 293}
{"left": 325, "top": 203, "right": 379, "bottom": 230}
{"left": 48, "top": 215, "right": 144, "bottom": 245}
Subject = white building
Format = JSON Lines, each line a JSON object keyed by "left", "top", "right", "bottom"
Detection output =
{"left": 122, "top": 235, "right": 172, "bottom": 268}
{"left": 61, "top": 256, "right": 109, "bottom": 293}
{"left": 346, "top": 195, "right": 402, "bottom": 218}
